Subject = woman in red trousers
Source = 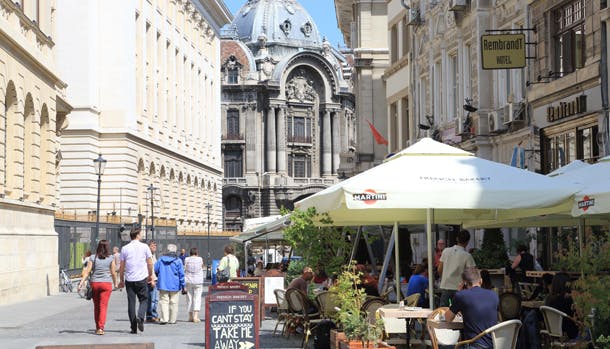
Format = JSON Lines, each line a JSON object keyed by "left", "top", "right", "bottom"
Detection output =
{"left": 79, "top": 240, "right": 117, "bottom": 335}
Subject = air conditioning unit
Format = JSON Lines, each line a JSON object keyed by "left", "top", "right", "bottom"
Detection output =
{"left": 407, "top": 8, "right": 422, "bottom": 25}
{"left": 503, "top": 102, "right": 524, "bottom": 124}
{"left": 455, "top": 116, "right": 465, "bottom": 135}
{"left": 488, "top": 110, "right": 506, "bottom": 133}
{"left": 449, "top": 0, "right": 467, "bottom": 11}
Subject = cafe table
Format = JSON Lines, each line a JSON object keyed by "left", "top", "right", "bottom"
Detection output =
{"left": 378, "top": 305, "right": 433, "bottom": 347}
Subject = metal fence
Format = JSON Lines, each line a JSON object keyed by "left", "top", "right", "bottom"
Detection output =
{"left": 55, "top": 219, "right": 231, "bottom": 274}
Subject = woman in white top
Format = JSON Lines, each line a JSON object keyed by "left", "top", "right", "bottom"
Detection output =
{"left": 184, "top": 247, "right": 204, "bottom": 322}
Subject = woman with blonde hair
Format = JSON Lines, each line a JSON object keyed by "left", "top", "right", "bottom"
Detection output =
{"left": 78, "top": 240, "right": 117, "bottom": 335}
{"left": 184, "top": 247, "right": 204, "bottom": 322}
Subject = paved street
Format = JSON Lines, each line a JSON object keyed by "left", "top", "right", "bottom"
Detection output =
{"left": 0, "top": 287, "right": 302, "bottom": 349}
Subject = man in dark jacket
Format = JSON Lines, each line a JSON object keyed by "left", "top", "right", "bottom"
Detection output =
{"left": 154, "top": 244, "right": 185, "bottom": 324}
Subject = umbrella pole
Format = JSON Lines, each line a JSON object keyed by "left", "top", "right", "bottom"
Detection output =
{"left": 393, "top": 221, "right": 401, "bottom": 302}
{"left": 578, "top": 218, "right": 584, "bottom": 258}
{"left": 427, "top": 208, "right": 434, "bottom": 309}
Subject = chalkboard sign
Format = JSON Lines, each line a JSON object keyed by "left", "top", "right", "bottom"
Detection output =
{"left": 208, "top": 282, "right": 248, "bottom": 295}
{"left": 232, "top": 277, "right": 264, "bottom": 325}
{"left": 205, "top": 291, "right": 259, "bottom": 349}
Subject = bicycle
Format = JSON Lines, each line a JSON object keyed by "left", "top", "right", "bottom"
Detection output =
{"left": 59, "top": 269, "right": 73, "bottom": 293}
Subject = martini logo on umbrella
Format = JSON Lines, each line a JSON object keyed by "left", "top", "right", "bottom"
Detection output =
{"left": 577, "top": 196, "right": 595, "bottom": 211}
{"left": 353, "top": 189, "right": 387, "bottom": 205}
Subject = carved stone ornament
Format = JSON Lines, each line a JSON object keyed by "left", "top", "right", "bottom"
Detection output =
{"left": 301, "top": 22, "right": 313, "bottom": 37}
{"left": 280, "top": 19, "right": 292, "bottom": 36}
{"left": 259, "top": 56, "right": 277, "bottom": 79}
{"left": 283, "top": 0, "right": 296, "bottom": 14}
{"left": 285, "top": 73, "right": 317, "bottom": 103}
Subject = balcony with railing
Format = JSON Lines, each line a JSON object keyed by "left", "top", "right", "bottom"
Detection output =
{"left": 222, "top": 133, "right": 245, "bottom": 141}
{"left": 223, "top": 177, "right": 247, "bottom": 185}
{"left": 287, "top": 135, "right": 312, "bottom": 144}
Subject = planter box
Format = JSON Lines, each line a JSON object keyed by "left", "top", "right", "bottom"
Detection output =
{"left": 331, "top": 329, "right": 346, "bottom": 349}
{"left": 338, "top": 339, "right": 397, "bottom": 349}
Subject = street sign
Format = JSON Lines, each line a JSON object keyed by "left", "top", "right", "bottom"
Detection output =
{"left": 481, "top": 33, "right": 526, "bottom": 69}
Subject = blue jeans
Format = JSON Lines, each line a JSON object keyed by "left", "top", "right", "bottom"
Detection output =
{"left": 146, "top": 284, "right": 158, "bottom": 319}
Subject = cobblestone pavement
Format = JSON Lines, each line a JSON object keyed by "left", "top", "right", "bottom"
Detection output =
{"left": 0, "top": 287, "right": 303, "bottom": 349}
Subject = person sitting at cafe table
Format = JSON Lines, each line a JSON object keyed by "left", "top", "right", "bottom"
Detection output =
{"left": 406, "top": 263, "right": 428, "bottom": 307}
{"left": 545, "top": 272, "right": 579, "bottom": 340}
{"left": 444, "top": 267, "right": 499, "bottom": 349}
{"left": 509, "top": 244, "right": 535, "bottom": 284}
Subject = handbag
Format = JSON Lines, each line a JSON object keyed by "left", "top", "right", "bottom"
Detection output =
{"left": 85, "top": 257, "right": 97, "bottom": 300}
{"left": 217, "top": 256, "right": 231, "bottom": 283}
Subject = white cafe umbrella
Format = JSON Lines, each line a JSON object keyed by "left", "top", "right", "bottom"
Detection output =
{"left": 295, "top": 138, "right": 578, "bottom": 308}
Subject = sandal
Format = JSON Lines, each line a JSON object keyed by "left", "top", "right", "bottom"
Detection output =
{"left": 95, "top": 329, "right": 104, "bottom": 335}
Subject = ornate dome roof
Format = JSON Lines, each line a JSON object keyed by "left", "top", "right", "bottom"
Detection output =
{"left": 232, "top": 0, "right": 322, "bottom": 48}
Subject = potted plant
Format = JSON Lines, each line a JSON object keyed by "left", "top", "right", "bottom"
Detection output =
{"left": 331, "top": 262, "right": 392, "bottom": 349}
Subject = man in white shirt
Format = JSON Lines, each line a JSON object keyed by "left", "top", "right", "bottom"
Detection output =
{"left": 438, "top": 229, "right": 476, "bottom": 307}
{"left": 118, "top": 228, "right": 154, "bottom": 334}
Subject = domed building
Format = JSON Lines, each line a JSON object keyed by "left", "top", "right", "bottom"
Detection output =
{"left": 220, "top": 0, "right": 355, "bottom": 230}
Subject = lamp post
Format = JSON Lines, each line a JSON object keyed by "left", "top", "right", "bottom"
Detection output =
{"left": 147, "top": 184, "right": 158, "bottom": 241}
{"left": 93, "top": 154, "right": 107, "bottom": 251}
{"left": 205, "top": 202, "right": 212, "bottom": 275}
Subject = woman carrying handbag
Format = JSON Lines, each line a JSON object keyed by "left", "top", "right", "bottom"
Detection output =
{"left": 78, "top": 240, "right": 118, "bottom": 335}
{"left": 184, "top": 247, "right": 204, "bottom": 322}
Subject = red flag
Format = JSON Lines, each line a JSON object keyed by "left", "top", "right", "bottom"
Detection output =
{"left": 367, "top": 120, "right": 388, "bottom": 146}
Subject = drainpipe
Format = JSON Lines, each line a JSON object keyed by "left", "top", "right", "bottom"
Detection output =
{"left": 600, "top": 21, "right": 610, "bottom": 156}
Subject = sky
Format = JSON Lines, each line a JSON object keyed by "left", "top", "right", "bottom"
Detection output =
{"left": 224, "top": 0, "right": 346, "bottom": 48}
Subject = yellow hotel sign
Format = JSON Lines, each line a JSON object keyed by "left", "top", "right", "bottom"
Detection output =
{"left": 481, "top": 33, "right": 526, "bottom": 69}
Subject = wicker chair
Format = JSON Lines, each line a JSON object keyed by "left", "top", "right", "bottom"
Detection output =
{"left": 273, "top": 289, "right": 291, "bottom": 336}
{"left": 315, "top": 290, "right": 338, "bottom": 320}
{"left": 285, "top": 287, "right": 323, "bottom": 348}
{"left": 426, "top": 307, "right": 461, "bottom": 349}
{"left": 499, "top": 292, "right": 522, "bottom": 321}
{"left": 540, "top": 305, "right": 591, "bottom": 348}
{"left": 454, "top": 319, "right": 522, "bottom": 349}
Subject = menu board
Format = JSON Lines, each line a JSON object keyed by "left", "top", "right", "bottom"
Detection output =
{"left": 263, "top": 277, "right": 285, "bottom": 306}
{"left": 232, "top": 277, "right": 263, "bottom": 324}
{"left": 205, "top": 291, "right": 259, "bottom": 349}
{"left": 208, "top": 282, "right": 248, "bottom": 295}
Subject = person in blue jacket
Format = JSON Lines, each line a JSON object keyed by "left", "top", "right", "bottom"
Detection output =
{"left": 154, "top": 244, "right": 185, "bottom": 324}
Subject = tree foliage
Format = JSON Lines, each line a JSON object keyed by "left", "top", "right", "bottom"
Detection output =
{"left": 472, "top": 228, "right": 509, "bottom": 269}
{"left": 281, "top": 207, "right": 350, "bottom": 276}
{"left": 554, "top": 231, "right": 610, "bottom": 340}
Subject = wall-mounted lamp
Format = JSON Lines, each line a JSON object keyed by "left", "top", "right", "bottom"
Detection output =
{"left": 526, "top": 70, "right": 563, "bottom": 86}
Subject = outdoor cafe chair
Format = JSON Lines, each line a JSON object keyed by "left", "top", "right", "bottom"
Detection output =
{"left": 361, "top": 297, "right": 388, "bottom": 324}
{"left": 273, "top": 289, "right": 290, "bottom": 336}
{"left": 285, "top": 287, "right": 323, "bottom": 348}
{"left": 315, "top": 290, "right": 338, "bottom": 319}
{"left": 426, "top": 307, "right": 461, "bottom": 349}
{"left": 540, "top": 305, "right": 591, "bottom": 348}
{"left": 454, "top": 319, "right": 522, "bottom": 349}
{"left": 518, "top": 282, "right": 539, "bottom": 300}
{"left": 499, "top": 292, "right": 522, "bottom": 321}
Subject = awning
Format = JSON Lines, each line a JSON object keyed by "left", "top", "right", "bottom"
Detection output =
{"left": 229, "top": 214, "right": 291, "bottom": 244}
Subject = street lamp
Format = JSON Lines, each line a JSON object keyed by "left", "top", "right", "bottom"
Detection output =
{"left": 205, "top": 202, "right": 212, "bottom": 276}
{"left": 147, "top": 184, "right": 158, "bottom": 242}
{"left": 92, "top": 154, "right": 107, "bottom": 251}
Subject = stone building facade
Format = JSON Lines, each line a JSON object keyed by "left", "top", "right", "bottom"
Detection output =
{"left": 335, "top": 0, "right": 390, "bottom": 167}
{"left": 220, "top": 0, "right": 355, "bottom": 231}
{"left": 0, "top": 0, "right": 72, "bottom": 304}
{"left": 386, "top": 0, "right": 607, "bottom": 171}
{"left": 54, "top": 0, "right": 231, "bottom": 236}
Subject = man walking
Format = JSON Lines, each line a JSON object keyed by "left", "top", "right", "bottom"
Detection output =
{"left": 118, "top": 228, "right": 154, "bottom": 334}
{"left": 146, "top": 240, "right": 159, "bottom": 323}
{"left": 438, "top": 229, "right": 476, "bottom": 307}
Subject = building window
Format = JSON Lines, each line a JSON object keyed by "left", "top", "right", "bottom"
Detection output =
{"left": 402, "top": 17, "right": 409, "bottom": 58}
{"left": 287, "top": 116, "right": 312, "bottom": 143}
{"left": 224, "top": 148, "right": 243, "bottom": 177}
{"left": 225, "top": 196, "right": 242, "bottom": 218}
{"left": 391, "top": 24, "right": 398, "bottom": 64}
{"left": 449, "top": 54, "right": 458, "bottom": 119}
{"left": 542, "top": 123, "right": 598, "bottom": 173}
{"left": 227, "top": 68, "right": 239, "bottom": 84}
{"left": 288, "top": 154, "right": 311, "bottom": 178}
{"left": 553, "top": 0, "right": 586, "bottom": 75}
{"left": 227, "top": 109, "right": 240, "bottom": 139}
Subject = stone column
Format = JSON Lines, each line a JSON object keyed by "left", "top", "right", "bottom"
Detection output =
{"left": 332, "top": 110, "right": 341, "bottom": 174}
{"left": 322, "top": 108, "right": 331, "bottom": 176}
{"left": 245, "top": 104, "right": 256, "bottom": 174}
{"left": 266, "top": 107, "right": 276, "bottom": 173}
{"left": 277, "top": 106, "right": 287, "bottom": 174}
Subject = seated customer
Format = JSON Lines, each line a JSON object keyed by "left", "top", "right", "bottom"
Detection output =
{"left": 406, "top": 263, "right": 428, "bottom": 307}
{"left": 445, "top": 268, "right": 499, "bottom": 349}
{"left": 544, "top": 272, "right": 579, "bottom": 340}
